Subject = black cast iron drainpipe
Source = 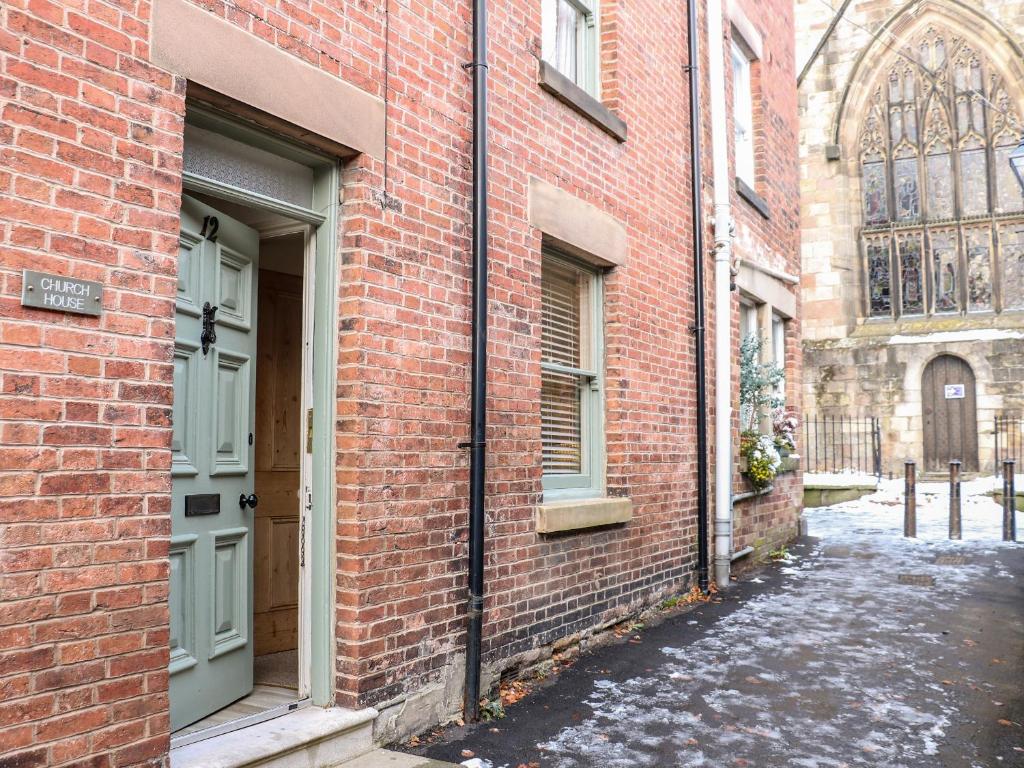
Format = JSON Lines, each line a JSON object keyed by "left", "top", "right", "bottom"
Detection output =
{"left": 463, "top": 0, "right": 489, "bottom": 724}
{"left": 686, "top": 0, "right": 711, "bottom": 594}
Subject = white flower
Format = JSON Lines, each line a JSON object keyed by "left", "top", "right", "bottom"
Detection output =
{"left": 754, "top": 434, "right": 783, "bottom": 471}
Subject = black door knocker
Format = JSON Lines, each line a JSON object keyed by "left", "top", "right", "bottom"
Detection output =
{"left": 201, "top": 302, "right": 218, "bottom": 355}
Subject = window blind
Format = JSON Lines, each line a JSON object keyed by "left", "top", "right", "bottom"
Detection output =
{"left": 541, "top": 259, "right": 586, "bottom": 475}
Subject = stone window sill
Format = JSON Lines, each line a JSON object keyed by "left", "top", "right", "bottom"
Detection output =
{"left": 536, "top": 496, "right": 633, "bottom": 534}
{"left": 538, "top": 60, "right": 628, "bottom": 143}
{"left": 736, "top": 176, "right": 770, "bottom": 219}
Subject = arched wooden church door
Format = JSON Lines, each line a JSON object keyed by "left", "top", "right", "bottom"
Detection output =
{"left": 922, "top": 355, "right": 978, "bottom": 473}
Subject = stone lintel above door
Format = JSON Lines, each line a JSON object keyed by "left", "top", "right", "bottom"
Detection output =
{"left": 151, "top": 0, "right": 385, "bottom": 160}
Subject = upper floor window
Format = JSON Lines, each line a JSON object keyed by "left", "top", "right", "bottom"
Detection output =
{"left": 858, "top": 25, "right": 1024, "bottom": 318}
{"left": 732, "top": 39, "right": 756, "bottom": 186}
{"left": 542, "top": 0, "right": 599, "bottom": 97}
{"left": 541, "top": 251, "right": 604, "bottom": 498}
{"left": 772, "top": 313, "right": 786, "bottom": 400}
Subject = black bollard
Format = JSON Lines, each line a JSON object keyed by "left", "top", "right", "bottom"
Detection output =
{"left": 1004, "top": 460, "right": 1017, "bottom": 542}
{"left": 949, "top": 460, "right": 962, "bottom": 540}
{"left": 904, "top": 460, "right": 916, "bottom": 538}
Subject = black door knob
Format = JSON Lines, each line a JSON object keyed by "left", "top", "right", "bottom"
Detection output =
{"left": 238, "top": 493, "right": 258, "bottom": 510}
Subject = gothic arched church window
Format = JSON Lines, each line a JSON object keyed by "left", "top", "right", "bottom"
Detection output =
{"left": 857, "top": 25, "right": 1024, "bottom": 318}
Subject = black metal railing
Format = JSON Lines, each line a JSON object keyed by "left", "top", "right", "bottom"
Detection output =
{"left": 994, "top": 415, "right": 1024, "bottom": 475}
{"left": 803, "top": 414, "right": 882, "bottom": 479}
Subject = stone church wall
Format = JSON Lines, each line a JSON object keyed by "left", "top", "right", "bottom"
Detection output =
{"left": 797, "top": 0, "right": 1024, "bottom": 476}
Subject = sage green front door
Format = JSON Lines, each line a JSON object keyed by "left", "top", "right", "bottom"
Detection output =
{"left": 170, "top": 195, "right": 260, "bottom": 731}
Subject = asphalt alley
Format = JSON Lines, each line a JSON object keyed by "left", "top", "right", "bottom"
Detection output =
{"left": 410, "top": 478, "right": 1024, "bottom": 768}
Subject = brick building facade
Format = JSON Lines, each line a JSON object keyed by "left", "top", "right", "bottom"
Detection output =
{"left": 797, "top": 0, "right": 1024, "bottom": 477}
{"left": 0, "top": 0, "right": 800, "bottom": 765}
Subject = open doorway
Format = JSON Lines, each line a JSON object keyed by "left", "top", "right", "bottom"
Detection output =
{"left": 168, "top": 107, "right": 337, "bottom": 750}
{"left": 169, "top": 194, "right": 315, "bottom": 745}
{"left": 252, "top": 231, "right": 305, "bottom": 692}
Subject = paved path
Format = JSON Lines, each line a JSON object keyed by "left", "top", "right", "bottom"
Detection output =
{"left": 415, "top": 478, "right": 1024, "bottom": 767}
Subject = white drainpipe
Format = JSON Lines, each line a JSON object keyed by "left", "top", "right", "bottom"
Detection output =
{"left": 707, "top": 0, "right": 735, "bottom": 588}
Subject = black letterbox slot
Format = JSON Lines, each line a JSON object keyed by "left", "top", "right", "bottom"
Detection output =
{"left": 185, "top": 494, "right": 220, "bottom": 517}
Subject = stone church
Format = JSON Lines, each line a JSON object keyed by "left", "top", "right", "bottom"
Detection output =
{"left": 797, "top": 0, "right": 1024, "bottom": 476}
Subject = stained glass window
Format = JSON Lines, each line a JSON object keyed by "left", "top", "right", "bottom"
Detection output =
{"left": 926, "top": 152, "right": 954, "bottom": 219}
{"left": 899, "top": 236, "right": 925, "bottom": 314}
{"left": 894, "top": 158, "right": 920, "bottom": 221}
{"left": 960, "top": 149, "right": 988, "bottom": 216}
{"left": 1001, "top": 225, "right": 1024, "bottom": 310}
{"left": 863, "top": 162, "right": 888, "bottom": 225}
{"left": 905, "top": 107, "right": 918, "bottom": 143}
{"left": 858, "top": 25, "right": 1024, "bottom": 318}
{"left": 866, "top": 239, "right": 892, "bottom": 317}
{"left": 995, "top": 142, "right": 1024, "bottom": 213}
{"left": 956, "top": 98, "right": 970, "bottom": 135}
{"left": 966, "top": 230, "right": 993, "bottom": 311}
{"left": 931, "top": 231, "right": 958, "bottom": 312}
{"left": 890, "top": 109, "right": 903, "bottom": 144}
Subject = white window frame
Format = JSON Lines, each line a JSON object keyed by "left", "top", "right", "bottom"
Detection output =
{"left": 740, "top": 300, "right": 759, "bottom": 341}
{"left": 541, "top": 0, "right": 600, "bottom": 97}
{"left": 771, "top": 312, "right": 786, "bottom": 402}
{"left": 541, "top": 250, "right": 605, "bottom": 500}
{"left": 731, "top": 38, "right": 756, "bottom": 187}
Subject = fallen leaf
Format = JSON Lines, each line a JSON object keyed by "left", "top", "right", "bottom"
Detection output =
{"left": 997, "top": 719, "right": 1020, "bottom": 727}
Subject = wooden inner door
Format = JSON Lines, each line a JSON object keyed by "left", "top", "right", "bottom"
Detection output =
{"left": 253, "top": 269, "right": 303, "bottom": 658}
{"left": 922, "top": 354, "right": 979, "bottom": 473}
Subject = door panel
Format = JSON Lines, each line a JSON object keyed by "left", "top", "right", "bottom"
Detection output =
{"left": 169, "top": 534, "right": 197, "bottom": 674}
{"left": 217, "top": 247, "right": 255, "bottom": 330}
{"left": 177, "top": 233, "right": 203, "bottom": 317}
{"left": 922, "top": 354, "right": 978, "bottom": 472}
{"left": 170, "top": 195, "right": 260, "bottom": 731}
{"left": 253, "top": 270, "right": 303, "bottom": 657}
{"left": 171, "top": 343, "right": 200, "bottom": 476}
{"left": 211, "top": 528, "right": 248, "bottom": 658}
{"left": 211, "top": 350, "right": 251, "bottom": 475}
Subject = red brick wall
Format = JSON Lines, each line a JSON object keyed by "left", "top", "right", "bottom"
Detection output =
{"left": 726, "top": 0, "right": 804, "bottom": 555}
{"left": 0, "top": 0, "right": 800, "bottom": 765}
{"left": 1, "top": 0, "right": 184, "bottom": 763}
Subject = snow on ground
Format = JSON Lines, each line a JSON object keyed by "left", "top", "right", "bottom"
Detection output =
{"left": 887, "top": 328, "right": 1024, "bottom": 345}
{"left": 803, "top": 471, "right": 880, "bottom": 487}
{"left": 476, "top": 479, "right": 1022, "bottom": 768}
{"left": 810, "top": 475, "right": 1015, "bottom": 543}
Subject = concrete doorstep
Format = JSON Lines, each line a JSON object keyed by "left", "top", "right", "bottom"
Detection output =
{"left": 169, "top": 704, "right": 460, "bottom": 768}
{"left": 340, "top": 749, "right": 460, "bottom": 768}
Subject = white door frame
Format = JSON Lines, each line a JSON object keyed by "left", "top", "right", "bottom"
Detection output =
{"left": 258, "top": 221, "right": 317, "bottom": 700}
